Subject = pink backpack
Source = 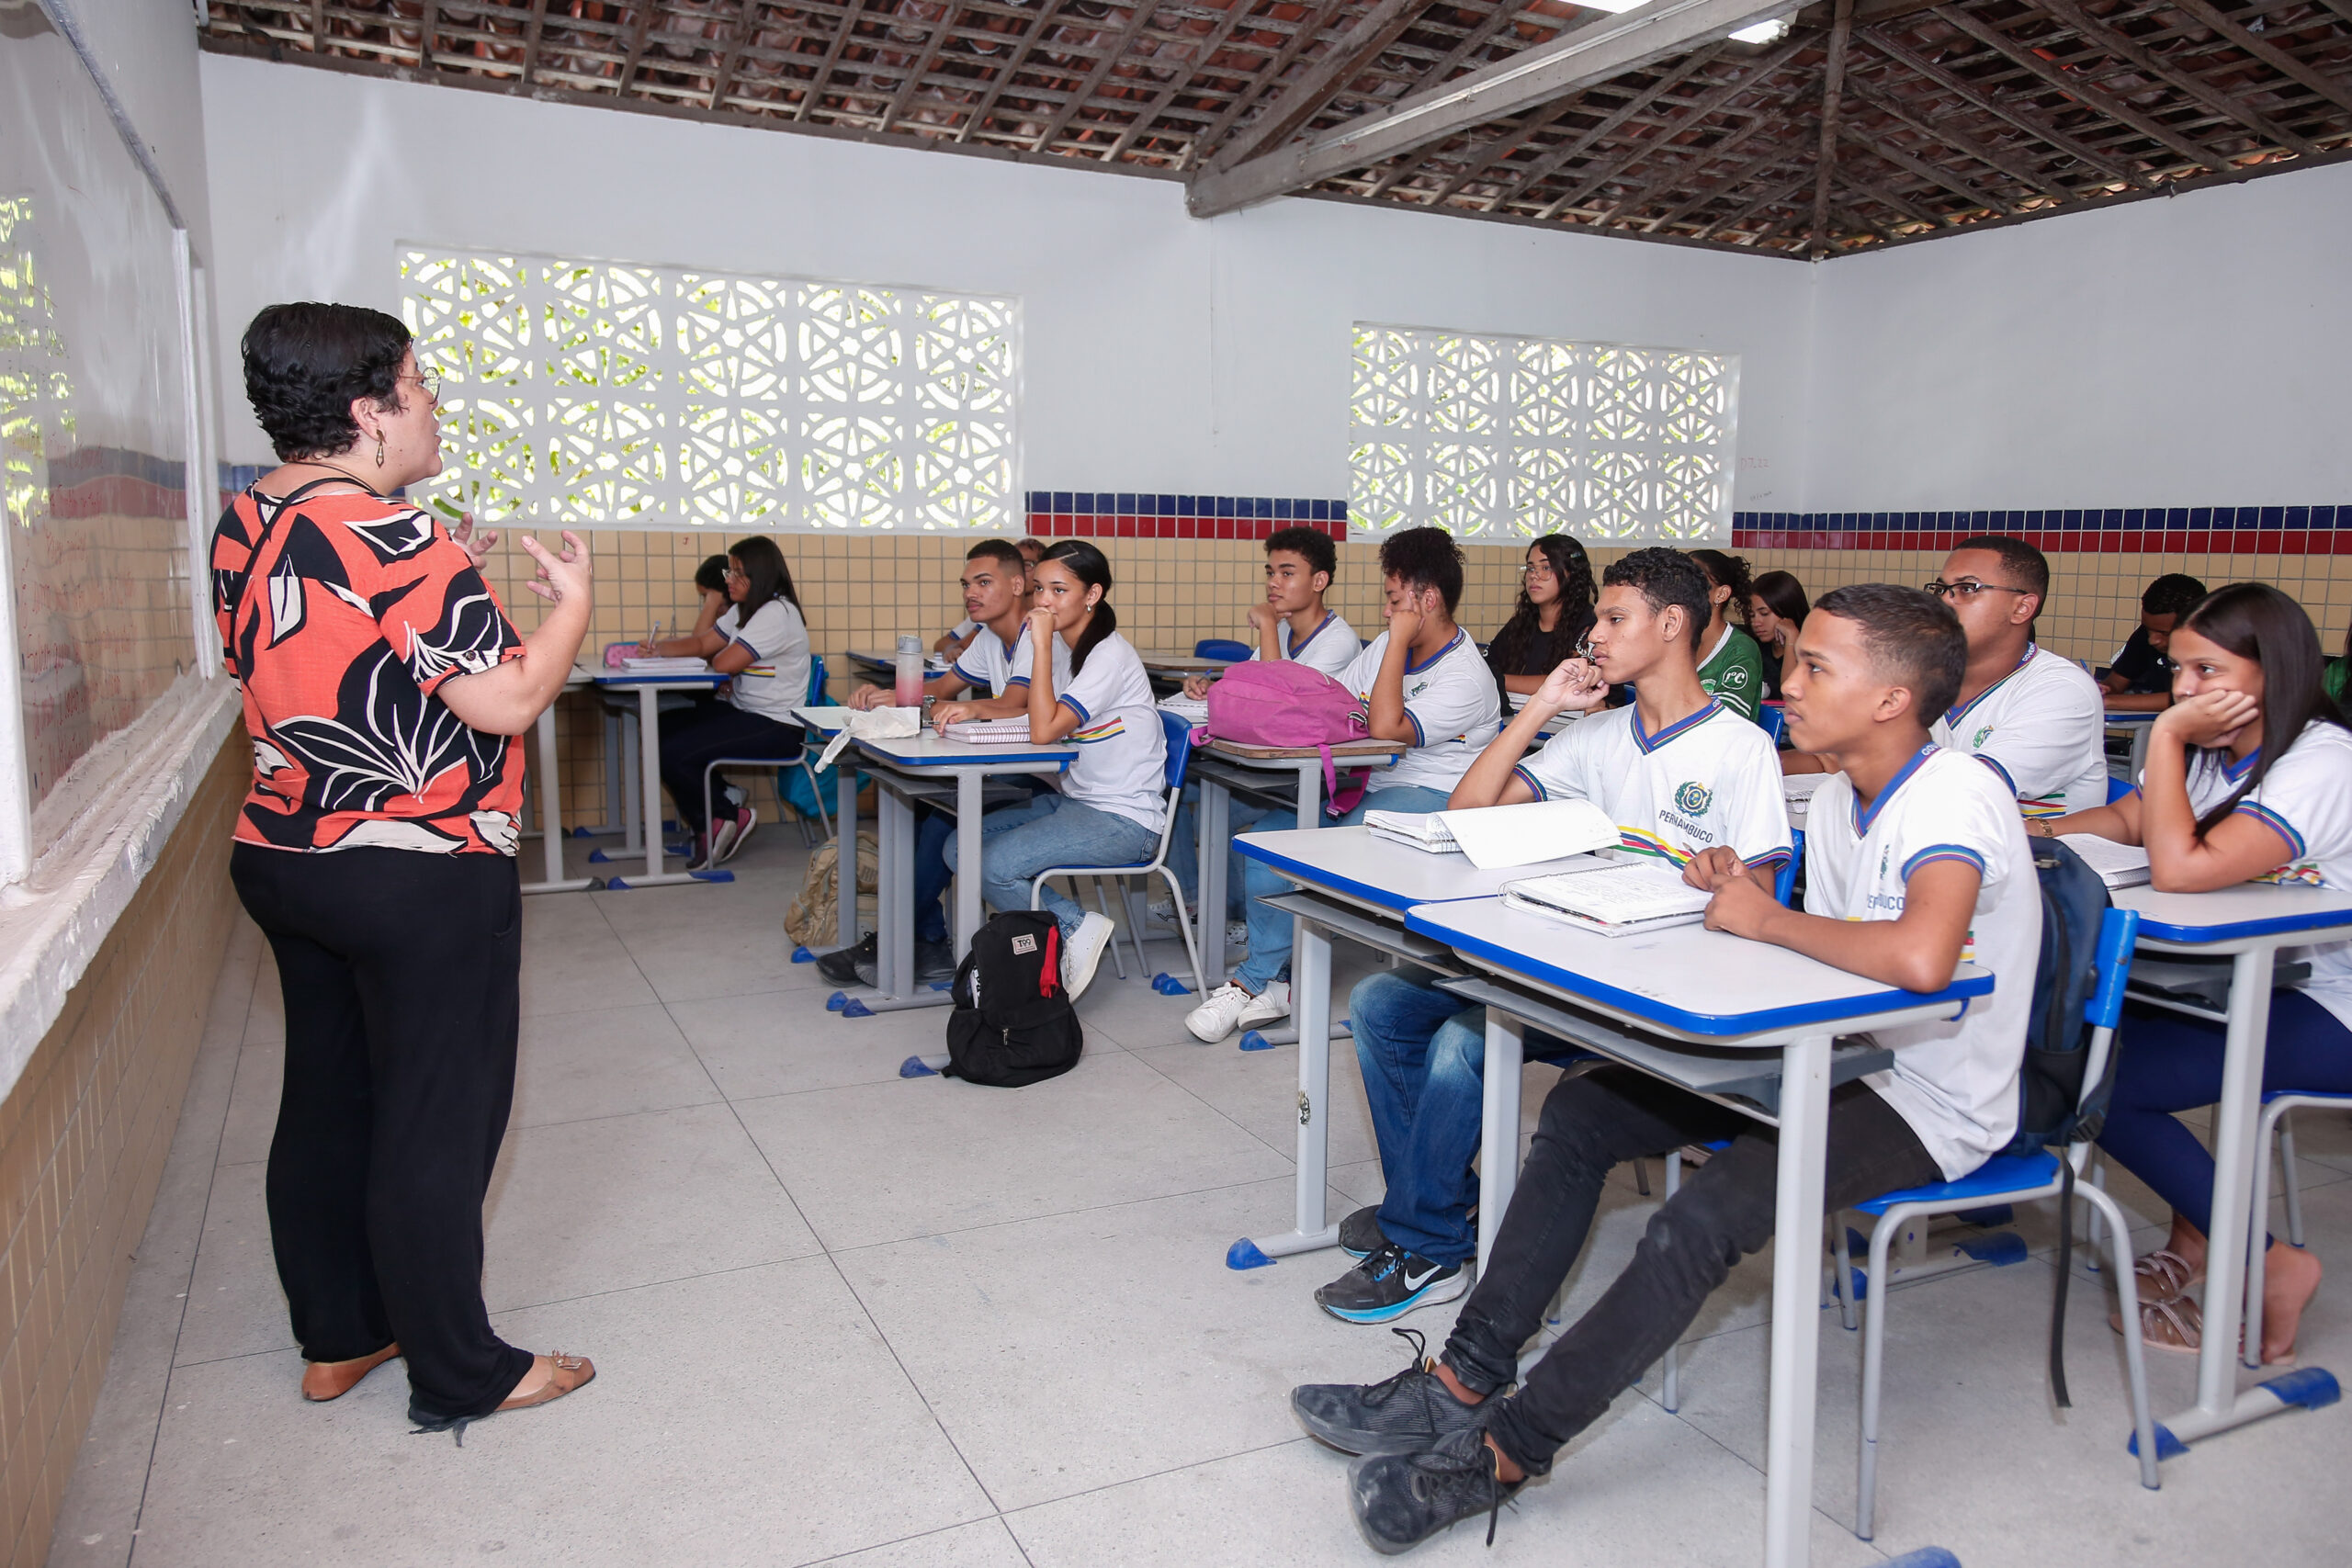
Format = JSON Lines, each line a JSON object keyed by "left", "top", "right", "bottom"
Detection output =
{"left": 1203, "top": 661, "right": 1372, "bottom": 816}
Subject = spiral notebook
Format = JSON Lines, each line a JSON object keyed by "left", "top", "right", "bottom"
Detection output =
{"left": 1500, "top": 862, "right": 1713, "bottom": 937}
{"left": 944, "top": 717, "right": 1035, "bottom": 743}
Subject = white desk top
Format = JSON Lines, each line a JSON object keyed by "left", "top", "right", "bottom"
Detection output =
{"left": 2113, "top": 882, "right": 2352, "bottom": 946}
{"left": 793, "top": 705, "right": 854, "bottom": 738}
{"left": 1237, "top": 826, "right": 1600, "bottom": 913}
{"left": 589, "top": 669, "right": 725, "bottom": 687}
{"left": 855, "top": 730, "right": 1077, "bottom": 769}
{"left": 1406, "top": 894, "right": 1992, "bottom": 1043}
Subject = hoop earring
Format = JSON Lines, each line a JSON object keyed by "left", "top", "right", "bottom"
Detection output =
{"left": 374, "top": 434, "right": 386, "bottom": 468}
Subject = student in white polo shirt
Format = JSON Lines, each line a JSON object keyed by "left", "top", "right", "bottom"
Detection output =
{"left": 2040, "top": 583, "right": 2350, "bottom": 1366}
{"left": 1185, "top": 527, "right": 1500, "bottom": 1043}
{"left": 940, "top": 540, "right": 1164, "bottom": 1001}
{"left": 1312, "top": 547, "right": 1792, "bottom": 1325}
{"left": 1289, "top": 584, "right": 2035, "bottom": 1554}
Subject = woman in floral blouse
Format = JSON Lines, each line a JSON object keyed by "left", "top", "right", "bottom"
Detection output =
{"left": 212, "top": 302, "right": 594, "bottom": 1435}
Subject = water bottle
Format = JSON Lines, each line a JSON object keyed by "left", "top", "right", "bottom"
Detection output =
{"left": 894, "top": 634, "right": 924, "bottom": 708}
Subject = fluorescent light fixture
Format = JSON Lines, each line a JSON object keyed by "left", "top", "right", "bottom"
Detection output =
{"left": 1566, "top": 0, "right": 1796, "bottom": 45}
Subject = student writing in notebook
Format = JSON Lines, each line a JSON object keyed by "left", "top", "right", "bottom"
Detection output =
{"left": 1291, "top": 585, "right": 2037, "bottom": 1554}
{"left": 2032, "top": 583, "right": 2347, "bottom": 1363}
{"left": 2099, "top": 572, "right": 2206, "bottom": 714}
{"left": 1164, "top": 526, "right": 1359, "bottom": 947}
{"left": 1184, "top": 528, "right": 1499, "bottom": 1043}
{"left": 822, "top": 540, "right": 1066, "bottom": 989}
{"left": 1308, "top": 547, "right": 1792, "bottom": 1325}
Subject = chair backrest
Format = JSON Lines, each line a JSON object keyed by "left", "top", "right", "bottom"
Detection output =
{"left": 1159, "top": 707, "right": 1194, "bottom": 792}
{"left": 807, "top": 652, "right": 830, "bottom": 705}
{"left": 2086, "top": 905, "right": 2141, "bottom": 1037}
{"left": 1774, "top": 829, "right": 1804, "bottom": 908}
{"left": 1193, "top": 638, "right": 1252, "bottom": 662}
{"left": 1758, "top": 702, "right": 1788, "bottom": 746}
{"left": 2105, "top": 773, "right": 2134, "bottom": 805}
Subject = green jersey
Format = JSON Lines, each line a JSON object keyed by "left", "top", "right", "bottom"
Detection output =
{"left": 1699, "top": 626, "right": 1767, "bottom": 722}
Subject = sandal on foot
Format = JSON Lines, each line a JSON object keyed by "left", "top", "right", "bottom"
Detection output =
{"left": 2132, "top": 1248, "right": 2201, "bottom": 1303}
{"left": 410, "top": 1353, "right": 595, "bottom": 1446}
{"left": 2111, "top": 1293, "right": 2202, "bottom": 1354}
{"left": 301, "top": 1342, "right": 401, "bottom": 1402}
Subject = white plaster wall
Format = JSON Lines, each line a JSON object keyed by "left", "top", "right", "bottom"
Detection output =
{"left": 48, "top": 0, "right": 213, "bottom": 248}
{"left": 1804, "top": 158, "right": 2352, "bottom": 513}
{"left": 197, "top": 52, "right": 1818, "bottom": 512}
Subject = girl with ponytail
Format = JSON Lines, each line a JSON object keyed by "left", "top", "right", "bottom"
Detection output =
{"left": 938, "top": 538, "right": 1168, "bottom": 1000}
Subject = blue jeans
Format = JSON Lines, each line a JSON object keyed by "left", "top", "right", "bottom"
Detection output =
{"left": 1352, "top": 969, "right": 1577, "bottom": 1267}
{"left": 1233, "top": 784, "right": 1452, "bottom": 994}
{"left": 1170, "top": 790, "right": 1274, "bottom": 919}
{"left": 2098, "top": 988, "right": 2352, "bottom": 1237}
{"left": 944, "top": 791, "right": 1160, "bottom": 939}
{"left": 912, "top": 810, "right": 955, "bottom": 943}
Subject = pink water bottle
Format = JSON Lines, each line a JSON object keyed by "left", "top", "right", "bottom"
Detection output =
{"left": 894, "top": 635, "right": 925, "bottom": 708}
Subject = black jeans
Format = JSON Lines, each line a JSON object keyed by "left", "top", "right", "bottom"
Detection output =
{"left": 231, "top": 843, "right": 536, "bottom": 1419}
{"left": 657, "top": 698, "right": 805, "bottom": 835}
{"left": 1442, "top": 1065, "right": 1939, "bottom": 1473}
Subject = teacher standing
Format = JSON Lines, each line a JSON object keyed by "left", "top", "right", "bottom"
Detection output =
{"left": 212, "top": 302, "right": 594, "bottom": 1433}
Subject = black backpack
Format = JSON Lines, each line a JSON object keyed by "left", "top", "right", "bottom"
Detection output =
{"left": 2004, "top": 836, "right": 2114, "bottom": 1407}
{"left": 944, "top": 911, "right": 1084, "bottom": 1088}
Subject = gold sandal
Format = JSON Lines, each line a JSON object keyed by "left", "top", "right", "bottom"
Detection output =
{"left": 496, "top": 1352, "right": 595, "bottom": 1413}
{"left": 301, "top": 1342, "right": 401, "bottom": 1402}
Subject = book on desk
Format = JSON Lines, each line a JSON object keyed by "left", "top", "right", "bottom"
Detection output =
{"left": 2059, "top": 832, "right": 2152, "bottom": 889}
{"left": 944, "top": 717, "right": 1034, "bottom": 743}
{"left": 1364, "top": 797, "right": 1618, "bottom": 870}
{"left": 1500, "top": 861, "right": 1713, "bottom": 937}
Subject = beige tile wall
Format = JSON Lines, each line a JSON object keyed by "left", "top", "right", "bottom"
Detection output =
{"left": 478, "top": 532, "right": 2352, "bottom": 827}
{"left": 0, "top": 730, "right": 244, "bottom": 1568}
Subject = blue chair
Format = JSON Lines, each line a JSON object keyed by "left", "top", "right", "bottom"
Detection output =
{"left": 2106, "top": 773, "right": 2135, "bottom": 805}
{"left": 705, "top": 653, "right": 832, "bottom": 855}
{"left": 2246, "top": 1088, "right": 2352, "bottom": 1367}
{"left": 1028, "top": 709, "right": 1206, "bottom": 995}
{"left": 1842, "top": 907, "right": 2158, "bottom": 1536}
{"left": 1758, "top": 702, "right": 1787, "bottom": 746}
{"left": 1773, "top": 829, "right": 1804, "bottom": 908}
{"left": 1193, "top": 638, "right": 1251, "bottom": 662}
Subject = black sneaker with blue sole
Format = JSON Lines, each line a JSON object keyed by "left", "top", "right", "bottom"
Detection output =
{"left": 1340, "top": 1204, "right": 1386, "bottom": 1258}
{"left": 1316, "top": 1242, "right": 1466, "bottom": 1325}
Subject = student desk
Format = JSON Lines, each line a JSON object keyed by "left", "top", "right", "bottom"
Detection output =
{"left": 1403, "top": 895, "right": 1990, "bottom": 1568}
{"left": 1191, "top": 737, "right": 1406, "bottom": 992}
{"left": 2109, "top": 882, "right": 2352, "bottom": 1459}
{"left": 1140, "top": 654, "right": 1240, "bottom": 682}
{"left": 1225, "top": 827, "right": 1616, "bottom": 1272}
{"left": 837, "top": 729, "right": 1078, "bottom": 1012}
{"left": 521, "top": 668, "right": 600, "bottom": 896}
{"left": 2104, "top": 708, "right": 2159, "bottom": 780}
{"left": 844, "top": 649, "right": 950, "bottom": 689}
{"left": 587, "top": 667, "right": 730, "bottom": 890}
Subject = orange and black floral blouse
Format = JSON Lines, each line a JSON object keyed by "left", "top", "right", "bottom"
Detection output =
{"left": 210, "top": 481, "right": 526, "bottom": 855}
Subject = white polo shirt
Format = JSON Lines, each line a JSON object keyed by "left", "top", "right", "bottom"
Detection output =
{"left": 1248, "top": 611, "right": 1360, "bottom": 680}
{"left": 1050, "top": 631, "right": 1169, "bottom": 834}
{"left": 1511, "top": 699, "right": 1792, "bottom": 873}
{"left": 2177, "top": 721, "right": 2352, "bottom": 1032}
{"left": 716, "top": 600, "right": 812, "bottom": 724}
{"left": 1338, "top": 627, "right": 1502, "bottom": 795}
{"left": 1805, "top": 746, "right": 2041, "bottom": 1179}
{"left": 954, "top": 622, "right": 1069, "bottom": 698}
{"left": 1931, "top": 643, "right": 2108, "bottom": 819}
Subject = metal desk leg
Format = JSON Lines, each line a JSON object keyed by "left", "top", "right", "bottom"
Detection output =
{"left": 836, "top": 759, "right": 860, "bottom": 948}
{"left": 1762, "top": 1031, "right": 1833, "bottom": 1568}
{"left": 954, "top": 769, "right": 983, "bottom": 959}
{"left": 1476, "top": 1012, "right": 1526, "bottom": 1280}
{"left": 1295, "top": 755, "right": 1326, "bottom": 827}
{"left": 639, "top": 686, "right": 665, "bottom": 880}
{"left": 1241, "top": 758, "right": 1341, "bottom": 1052}
{"left": 2129, "top": 719, "right": 2153, "bottom": 783}
{"left": 1199, "top": 776, "right": 1230, "bottom": 983}
{"left": 877, "top": 784, "right": 913, "bottom": 996}
{"left": 619, "top": 711, "right": 642, "bottom": 855}
{"left": 523, "top": 697, "right": 592, "bottom": 894}
{"left": 1230, "top": 915, "right": 1340, "bottom": 1268}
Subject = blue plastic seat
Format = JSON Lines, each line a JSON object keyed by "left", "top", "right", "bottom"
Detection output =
{"left": 1028, "top": 709, "right": 1205, "bottom": 995}
{"left": 2107, "top": 773, "right": 2135, "bottom": 805}
{"left": 1758, "top": 702, "right": 1787, "bottom": 745}
{"left": 1193, "top": 638, "right": 1251, "bottom": 662}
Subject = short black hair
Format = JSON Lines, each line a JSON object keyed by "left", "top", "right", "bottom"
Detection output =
{"left": 1377, "top": 526, "right": 1464, "bottom": 614}
{"left": 1950, "top": 534, "right": 2050, "bottom": 602}
{"left": 242, "top": 302, "right": 413, "bottom": 461}
{"left": 2143, "top": 572, "right": 2208, "bottom": 618}
{"left": 1016, "top": 537, "right": 1046, "bottom": 560}
{"left": 1815, "top": 584, "right": 1966, "bottom": 719}
{"left": 694, "top": 554, "right": 730, "bottom": 595}
{"left": 967, "top": 538, "right": 1023, "bottom": 570}
{"left": 1266, "top": 525, "right": 1336, "bottom": 581}
{"left": 1600, "top": 547, "right": 1713, "bottom": 652}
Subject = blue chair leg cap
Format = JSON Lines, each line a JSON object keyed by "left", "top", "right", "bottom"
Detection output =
{"left": 792, "top": 946, "right": 815, "bottom": 964}
{"left": 1227, "top": 1239, "right": 1274, "bottom": 1270}
{"left": 1336, "top": 1018, "right": 1352, "bottom": 1035}
{"left": 826, "top": 990, "right": 847, "bottom": 1011}
{"left": 899, "top": 1055, "right": 939, "bottom": 1078}
{"left": 569, "top": 826, "right": 594, "bottom": 838}
{"left": 1151, "top": 972, "right": 1193, "bottom": 996}
{"left": 603, "top": 877, "right": 633, "bottom": 891}
{"left": 587, "top": 848, "right": 616, "bottom": 863}
{"left": 1881, "top": 1550, "right": 1963, "bottom": 1568}
{"left": 1238, "top": 1030, "right": 1273, "bottom": 1052}
{"left": 1956, "top": 1230, "right": 2029, "bottom": 1267}
{"left": 690, "top": 868, "right": 735, "bottom": 883}
{"left": 841, "top": 998, "right": 875, "bottom": 1019}
{"left": 2128, "top": 1422, "right": 2188, "bottom": 1461}
{"left": 2262, "top": 1366, "right": 2340, "bottom": 1411}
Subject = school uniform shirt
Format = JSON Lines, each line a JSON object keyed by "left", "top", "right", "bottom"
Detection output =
{"left": 2107, "top": 626, "right": 2174, "bottom": 695}
{"left": 1805, "top": 747, "right": 2041, "bottom": 1179}
{"left": 1697, "top": 625, "right": 1767, "bottom": 722}
{"left": 2175, "top": 722, "right": 2352, "bottom": 1032}
{"left": 1247, "top": 611, "right": 1360, "bottom": 679}
{"left": 1338, "top": 628, "right": 1503, "bottom": 795}
{"left": 953, "top": 622, "right": 1071, "bottom": 698}
{"left": 1931, "top": 644, "right": 2108, "bottom": 819}
{"left": 950, "top": 616, "right": 978, "bottom": 639}
{"left": 1511, "top": 700, "right": 1792, "bottom": 872}
{"left": 1048, "top": 631, "right": 1169, "bottom": 833}
{"left": 715, "top": 599, "right": 812, "bottom": 725}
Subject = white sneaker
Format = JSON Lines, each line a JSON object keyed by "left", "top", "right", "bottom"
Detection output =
{"left": 711, "top": 805, "right": 757, "bottom": 865}
{"left": 1225, "top": 920, "right": 1250, "bottom": 950}
{"left": 1185, "top": 979, "right": 1290, "bottom": 1043}
{"left": 1061, "top": 911, "right": 1116, "bottom": 1002}
{"left": 1149, "top": 896, "right": 1180, "bottom": 924}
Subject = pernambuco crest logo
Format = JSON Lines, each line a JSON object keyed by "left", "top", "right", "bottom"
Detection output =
{"left": 1675, "top": 781, "right": 1713, "bottom": 816}
{"left": 1973, "top": 725, "right": 1994, "bottom": 749}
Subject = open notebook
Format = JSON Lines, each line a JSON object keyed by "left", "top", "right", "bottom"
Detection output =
{"left": 2059, "top": 833, "right": 2151, "bottom": 889}
{"left": 1500, "top": 861, "right": 1713, "bottom": 938}
{"left": 620, "top": 656, "right": 710, "bottom": 674}
{"left": 944, "top": 717, "right": 1034, "bottom": 743}
{"left": 1158, "top": 694, "right": 1209, "bottom": 725}
{"left": 1363, "top": 798, "right": 1619, "bottom": 871}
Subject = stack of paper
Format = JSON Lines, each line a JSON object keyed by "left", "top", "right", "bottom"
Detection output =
{"left": 1159, "top": 694, "right": 1209, "bottom": 725}
{"left": 944, "top": 717, "right": 1034, "bottom": 743}
{"left": 620, "top": 656, "right": 710, "bottom": 674}
{"left": 1363, "top": 799, "right": 1620, "bottom": 870}
{"left": 1502, "top": 863, "right": 1713, "bottom": 937}
{"left": 1365, "top": 811, "right": 1457, "bottom": 852}
{"left": 2059, "top": 833, "right": 2152, "bottom": 889}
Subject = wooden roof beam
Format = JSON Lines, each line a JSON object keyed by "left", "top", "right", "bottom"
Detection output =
{"left": 1928, "top": 6, "right": 2233, "bottom": 172}
{"left": 1864, "top": 28, "right": 2153, "bottom": 185}
{"left": 1523, "top": 45, "right": 1730, "bottom": 216}
{"left": 1809, "top": 0, "right": 1855, "bottom": 254}
{"left": 1840, "top": 118, "right": 2014, "bottom": 211}
{"left": 953, "top": 0, "right": 1079, "bottom": 141}
{"left": 1031, "top": 1, "right": 1170, "bottom": 150}
{"left": 1365, "top": 0, "right": 1548, "bottom": 196}
{"left": 877, "top": 3, "right": 969, "bottom": 130}
{"left": 2167, "top": 0, "right": 2352, "bottom": 118}
{"left": 795, "top": 0, "right": 871, "bottom": 119}
{"left": 1844, "top": 73, "right": 2074, "bottom": 200}
{"left": 707, "top": 0, "right": 765, "bottom": 109}
{"left": 1188, "top": 0, "right": 1804, "bottom": 216}
{"left": 1103, "top": 0, "right": 1266, "bottom": 159}
{"left": 1202, "top": 0, "right": 1438, "bottom": 175}
{"left": 1181, "top": 0, "right": 1353, "bottom": 170}
{"left": 1634, "top": 85, "right": 1811, "bottom": 227}
{"left": 2041, "top": 0, "right": 2320, "bottom": 156}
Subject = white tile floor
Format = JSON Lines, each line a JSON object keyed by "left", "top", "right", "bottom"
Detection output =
{"left": 47, "top": 823, "right": 2352, "bottom": 1567}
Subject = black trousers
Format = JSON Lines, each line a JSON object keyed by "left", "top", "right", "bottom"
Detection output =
{"left": 1442, "top": 1065, "right": 1939, "bottom": 1473}
{"left": 656, "top": 697, "right": 805, "bottom": 834}
{"left": 231, "top": 842, "right": 536, "bottom": 1419}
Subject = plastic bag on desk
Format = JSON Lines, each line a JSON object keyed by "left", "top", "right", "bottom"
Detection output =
{"left": 816, "top": 706, "right": 921, "bottom": 770}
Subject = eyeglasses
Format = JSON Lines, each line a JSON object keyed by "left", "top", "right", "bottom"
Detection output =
{"left": 1521, "top": 561, "right": 1555, "bottom": 578}
{"left": 1924, "top": 578, "right": 2031, "bottom": 601}
{"left": 402, "top": 368, "right": 443, "bottom": 408}
{"left": 724, "top": 565, "right": 748, "bottom": 581}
